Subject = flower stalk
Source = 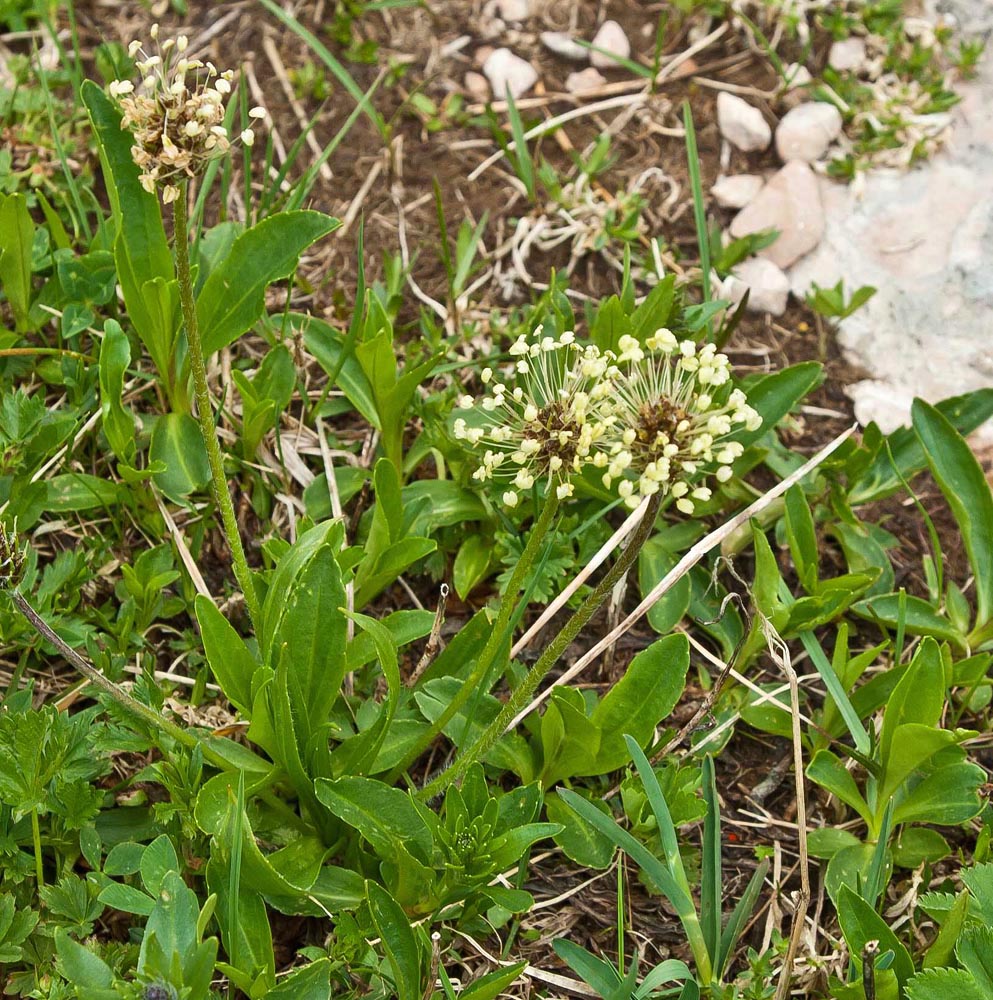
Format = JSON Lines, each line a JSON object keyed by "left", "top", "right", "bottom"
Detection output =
{"left": 389, "top": 491, "right": 561, "bottom": 780}
{"left": 419, "top": 490, "right": 663, "bottom": 799}
{"left": 173, "top": 181, "right": 261, "bottom": 629}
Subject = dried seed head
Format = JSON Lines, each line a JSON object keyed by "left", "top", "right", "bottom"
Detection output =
{"left": 0, "top": 521, "right": 25, "bottom": 589}
{"left": 109, "top": 29, "right": 266, "bottom": 198}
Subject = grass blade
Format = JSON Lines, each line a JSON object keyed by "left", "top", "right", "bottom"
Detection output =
{"left": 700, "top": 755, "right": 721, "bottom": 965}
{"left": 682, "top": 102, "right": 711, "bottom": 329}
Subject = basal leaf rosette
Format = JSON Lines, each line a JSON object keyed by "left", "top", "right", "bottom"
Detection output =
{"left": 602, "top": 331, "right": 762, "bottom": 513}
{"left": 108, "top": 25, "right": 265, "bottom": 203}
{"left": 454, "top": 330, "right": 619, "bottom": 508}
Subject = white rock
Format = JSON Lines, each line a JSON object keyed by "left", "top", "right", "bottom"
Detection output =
{"left": 482, "top": 48, "right": 538, "bottom": 100}
{"left": 730, "top": 161, "right": 824, "bottom": 268}
{"left": 711, "top": 173, "right": 764, "bottom": 209}
{"left": 829, "top": 37, "right": 867, "bottom": 73}
{"left": 540, "top": 30, "right": 587, "bottom": 61}
{"left": 775, "top": 102, "right": 843, "bottom": 162}
{"left": 495, "top": 0, "right": 529, "bottom": 20}
{"left": 464, "top": 71, "right": 490, "bottom": 102}
{"left": 727, "top": 257, "right": 791, "bottom": 315}
{"left": 566, "top": 67, "right": 607, "bottom": 93}
{"left": 717, "top": 92, "right": 771, "bottom": 152}
{"left": 589, "top": 20, "right": 630, "bottom": 69}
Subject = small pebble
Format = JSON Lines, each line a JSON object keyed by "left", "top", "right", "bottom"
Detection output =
{"left": 482, "top": 48, "right": 538, "bottom": 100}
{"left": 540, "top": 30, "right": 588, "bottom": 61}
{"left": 590, "top": 20, "right": 630, "bottom": 69}
{"left": 464, "top": 71, "right": 490, "bottom": 102}
{"left": 829, "top": 37, "right": 867, "bottom": 73}
{"left": 727, "top": 257, "right": 791, "bottom": 315}
{"left": 776, "top": 102, "right": 843, "bottom": 162}
{"left": 566, "top": 67, "right": 607, "bottom": 93}
{"left": 711, "top": 174, "right": 764, "bottom": 209}
{"left": 717, "top": 92, "right": 771, "bottom": 152}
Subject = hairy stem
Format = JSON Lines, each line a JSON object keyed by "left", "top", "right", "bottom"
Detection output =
{"left": 389, "top": 492, "right": 561, "bottom": 780}
{"left": 420, "top": 492, "right": 663, "bottom": 799}
{"left": 7, "top": 589, "right": 238, "bottom": 773}
{"left": 31, "top": 809, "right": 44, "bottom": 891}
{"left": 172, "top": 181, "right": 261, "bottom": 630}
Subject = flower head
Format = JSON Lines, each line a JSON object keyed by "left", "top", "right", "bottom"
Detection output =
{"left": 454, "top": 329, "right": 618, "bottom": 507}
{"left": 602, "top": 331, "right": 761, "bottom": 512}
{"left": 109, "top": 27, "right": 265, "bottom": 201}
{"left": 0, "top": 520, "right": 24, "bottom": 589}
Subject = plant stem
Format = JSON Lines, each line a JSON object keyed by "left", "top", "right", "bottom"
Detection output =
{"left": 172, "top": 181, "right": 261, "bottom": 630}
{"left": 419, "top": 493, "right": 662, "bottom": 799}
{"left": 7, "top": 589, "right": 238, "bottom": 774}
{"left": 31, "top": 809, "right": 44, "bottom": 890}
{"left": 389, "top": 492, "right": 561, "bottom": 781}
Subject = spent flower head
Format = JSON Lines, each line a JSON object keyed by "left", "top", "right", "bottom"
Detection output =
{"left": 454, "top": 328, "right": 619, "bottom": 508}
{"left": 0, "top": 520, "right": 25, "bottom": 590}
{"left": 109, "top": 26, "right": 266, "bottom": 203}
{"left": 602, "top": 331, "right": 761, "bottom": 513}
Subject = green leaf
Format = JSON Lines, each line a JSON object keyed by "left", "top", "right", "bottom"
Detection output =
{"left": 545, "top": 794, "right": 615, "bottom": 869}
{"left": 892, "top": 828, "right": 951, "bottom": 869}
{"left": 879, "top": 724, "right": 961, "bottom": 805}
{"left": 81, "top": 82, "right": 175, "bottom": 370}
{"left": 638, "top": 538, "right": 692, "bottom": 634}
{"left": 149, "top": 412, "right": 211, "bottom": 500}
{"left": 97, "top": 881, "right": 155, "bottom": 917}
{"left": 836, "top": 884, "right": 914, "bottom": 987}
{"left": 923, "top": 888, "right": 968, "bottom": 967}
{"left": 459, "top": 961, "right": 527, "bottom": 1000}
{"left": 44, "top": 473, "right": 122, "bottom": 513}
{"left": 55, "top": 927, "right": 115, "bottom": 989}
{"left": 806, "top": 828, "right": 861, "bottom": 859}
{"left": 331, "top": 610, "right": 401, "bottom": 775}
{"left": 453, "top": 534, "right": 492, "bottom": 600}
{"left": 850, "top": 389, "right": 993, "bottom": 505}
{"left": 539, "top": 687, "right": 600, "bottom": 787}
{"left": 267, "top": 959, "right": 334, "bottom": 998}
{"left": 272, "top": 541, "right": 348, "bottom": 750}
{"left": 853, "top": 593, "right": 967, "bottom": 647}
{"left": 366, "top": 882, "right": 421, "bottom": 1000}
{"left": 879, "top": 637, "right": 944, "bottom": 768}
{"left": 195, "top": 596, "right": 259, "bottom": 716}
{"left": 806, "top": 750, "right": 870, "bottom": 824}
{"left": 700, "top": 756, "right": 721, "bottom": 965}
{"left": 905, "top": 968, "right": 986, "bottom": 1000}
{"left": 140, "top": 834, "right": 180, "bottom": 895}
{"left": 98, "top": 319, "right": 135, "bottom": 464}
{"left": 784, "top": 485, "right": 818, "bottom": 591}
{"left": 301, "top": 314, "right": 379, "bottom": 426}
{"left": 589, "top": 633, "right": 689, "bottom": 774}
{"left": 197, "top": 212, "right": 339, "bottom": 355}
{"left": 260, "top": 520, "right": 343, "bottom": 662}
{"left": 0, "top": 193, "right": 35, "bottom": 330}
{"left": 735, "top": 362, "right": 823, "bottom": 448}
{"left": 912, "top": 398, "right": 993, "bottom": 630}
{"left": 958, "top": 925, "right": 993, "bottom": 995}
{"left": 891, "top": 760, "right": 984, "bottom": 826}
{"left": 314, "top": 777, "right": 434, "bottom": 866}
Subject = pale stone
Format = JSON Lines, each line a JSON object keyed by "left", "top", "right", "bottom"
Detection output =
{"left": 482, "top": 48, "right": 538, "bottom": 99}
{"left": 727, "top": 257, "right": 791, "bottom": 315}
{"left": 464, "top": 71, "right": 490, "bottom": 102}
{"left": 730, "top": 161, "right": 824, "bottom": 268}
{"left": 829, "top": 37, "right": 867, "bottom": 72}
{"left": 566, "top": 67, "right": 607, "bottom": 93}
{"left": 711, "top": 173, "right": 764, "bottom": 209}
{"left": 717, "top": 92, "right": 771, "bottom": 152}
{"left": 540, "top": 31, "right": 587, "bottom": 61}
{"left": 495, "top": 0, "right": 529, "bottom": 20}
{"left": 589, "top": 20, "right": 630, "bottom": 69}
{"left": 775, "top": 102, "right": 843, "bottom": 162}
